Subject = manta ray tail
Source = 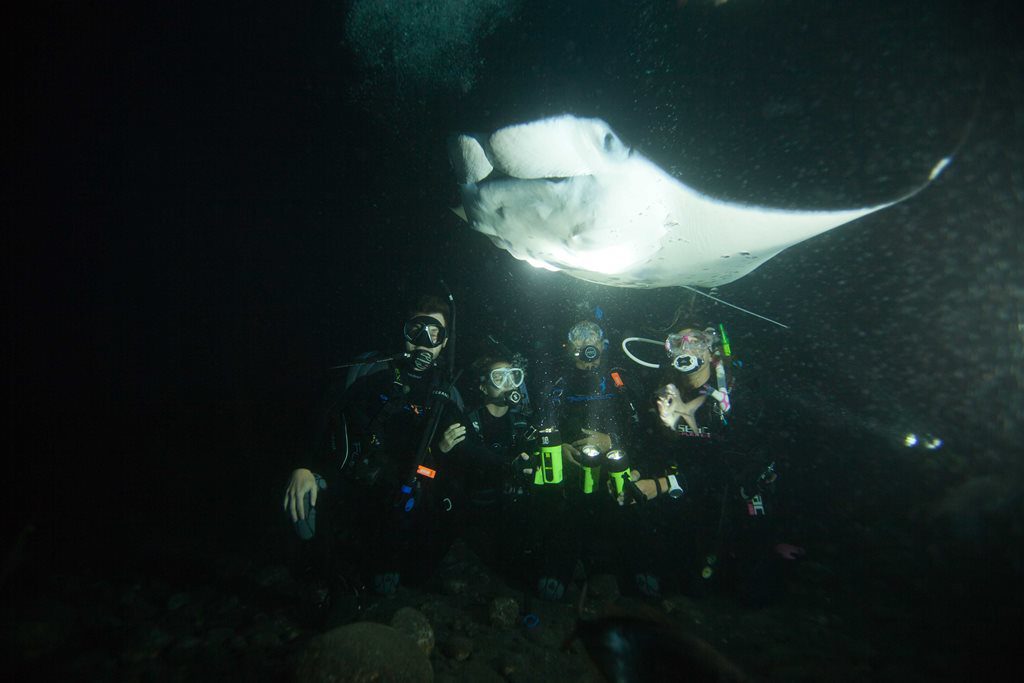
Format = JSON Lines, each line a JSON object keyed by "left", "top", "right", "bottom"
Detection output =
{"left": 905, "top": 76, "right": 987, "bottom": 196}
{"left": 680, "top": 285, "right": 791, "bottom": 329}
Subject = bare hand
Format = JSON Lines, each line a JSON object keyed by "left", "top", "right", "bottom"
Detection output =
{"left": 439, "top": 423, "right": 467, "bottom": 453}
{"left": 572, "top": 428, "right": 612, "bottom": 453}
{"left": 283, "top": 468, "right": 317, "bottom": 523}
{"left": 635, "top": 478, "right": 658, "bottom": 501}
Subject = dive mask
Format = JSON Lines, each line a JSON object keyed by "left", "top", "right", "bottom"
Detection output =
{"left": 665, "top": 330, "right": 713, "bottom": 374}
{"left": 488, "top": 367, "right": 525, "bottom": 391}
{"left": 403, "top": 316, "right": 446, "bottom": 348}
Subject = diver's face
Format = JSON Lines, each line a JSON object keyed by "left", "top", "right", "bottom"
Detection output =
{"left": 480, "top": 361, "right": 511, "bottom": 399}
{"left": 404, "top": 311, "right": 447, "bottom": 360}
{"left": 667, "top": 328, "right": 711, "bottom": 368}
{"left": 569, "top": 339, "right": 602, "bottom": 371}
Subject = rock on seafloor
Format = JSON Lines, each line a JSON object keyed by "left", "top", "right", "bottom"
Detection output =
{"left": 294, "top": 621, "right": 433, "bottom": 683}
{"left": 390, "top": 606, "right": 435, "bottom": 657}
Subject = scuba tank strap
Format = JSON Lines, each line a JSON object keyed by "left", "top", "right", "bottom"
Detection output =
{"left": 396, "top": 368, "right": 465, "bottom": 513}
{"left": 465, "top": 406, "right": 484, "bottom": 438}
{"left": 365, "top": 361, "right": 409, "bottom": 437}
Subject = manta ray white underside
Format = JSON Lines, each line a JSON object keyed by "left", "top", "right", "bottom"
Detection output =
{"left": 450, "top": 115, "right": 946, "bottom": 289}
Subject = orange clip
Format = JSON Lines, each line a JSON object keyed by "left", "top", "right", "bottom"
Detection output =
{"left": 610, "top": 371, "right": 624, "bottom": 389}
{"left": 416, "top": 465, "right": 437, "bottom": 479}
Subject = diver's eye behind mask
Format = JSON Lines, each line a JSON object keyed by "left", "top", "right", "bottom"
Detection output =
{"left": 403, "top": 316, "right": 447, "bottom": 348}
{"left": 488, "top": 367, "right": 525, "bottom": 391}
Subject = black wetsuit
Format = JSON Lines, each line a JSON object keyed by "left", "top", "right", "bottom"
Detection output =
{"left": 299, "top": 355, "right": 464, "bottom": 588}
{"left": 445, "top": 403, "right": 533, "bottom": 570}
{"left": 638, "top": 357, "right": 791, "bottom": 599}
{"left": 529, "top": 359, "right": 642, "bottom": 590}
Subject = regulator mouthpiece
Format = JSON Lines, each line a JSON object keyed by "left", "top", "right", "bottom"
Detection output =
{"left": 410, "top": 349, "right": 434, "bottom": 371}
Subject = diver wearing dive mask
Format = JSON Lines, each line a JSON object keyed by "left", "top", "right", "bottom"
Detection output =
{"left": 664, "top": 329, "right": 714, "bottom": 380}
{"left": 567, "top": 321, "right": 607, "bottom": 370}
{"left": 403, "top": 314, "right": 448, "bottom": 371}
{"left": 486, "top": 365, "right": 525, "bottom": 407}
{"left": 438, "top": 358, "right": 527, "bottom": 455}
{"left": 283, "top": 294, "right": 463, "bottom": 602}
{"left": 656, "top": 327, "right": 731, "bottom": 434}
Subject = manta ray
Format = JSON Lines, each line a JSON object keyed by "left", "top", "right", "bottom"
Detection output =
{"left": 449, "top": 115, "right": 949, "bottom": 291}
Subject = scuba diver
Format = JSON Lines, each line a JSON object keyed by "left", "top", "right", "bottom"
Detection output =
{"left": 621, "top": 323, "right": 801, "bottom": 602}
{"left": 282, "top": 294, "right": 465, "bottom": 620}
{"left": 542, "top": 321, "right": 641, "bottom": 464}
{"left": 623, "top": 325, "right": 735, "bottom": 439}
{"left": 435, "top": 352, "right": 534, "bottom": 571}
{"left": 526, "top": 319, "right": 649, "bottom": 600}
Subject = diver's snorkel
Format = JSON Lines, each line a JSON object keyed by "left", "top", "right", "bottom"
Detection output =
{"left": 440, "top": 280, "right": 456, "bottom": 379}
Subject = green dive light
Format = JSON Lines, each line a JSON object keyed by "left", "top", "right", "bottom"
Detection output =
{"left": 719, "top": 323, "right": 731, "bottom": 357}
{"left": 605, "top": 449, "right": 631, "bottom": 497}
{"left": 533, "top": 427, "right": 564, "bottom": 486}
{"left": 580, "top": 443, "right": 602, "bottom": 494}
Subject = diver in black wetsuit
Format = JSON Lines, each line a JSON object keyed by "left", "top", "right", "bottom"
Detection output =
{"left": 622, "top": 324, "right": 802, "bottom": 602}
{"left": 525, "top": 320, "right": 646, "bottom": 600}
{"left": 282, "top": 295, "right": 464, "bottom": 610}
{"left": 435, "top": 354, "right": 534, "bottom": 570}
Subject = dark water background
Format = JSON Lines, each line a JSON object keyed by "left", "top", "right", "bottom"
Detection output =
{"left": 7, "top": 0, "right": 1022, "bottom": 678}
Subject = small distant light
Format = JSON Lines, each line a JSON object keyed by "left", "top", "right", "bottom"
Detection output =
{"left": 903, "top": 433, "right": 918, "bottom": 447}
{"left": 923, "top": 436, "right": 943, "bottom": 450}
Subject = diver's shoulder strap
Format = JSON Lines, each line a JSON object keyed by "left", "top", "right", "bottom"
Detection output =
{"left": 465, "top": 406, "right": 484, "bottom": 437}
{"left": 427, "top": 369, "right": 465, "bottom": 413}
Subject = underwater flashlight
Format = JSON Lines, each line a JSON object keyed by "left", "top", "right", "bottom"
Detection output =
{"left": 605, "top": 448, "right": 631, "bottom": 498}
{"left": 533, "top": 427, "right": 564, "bottom": 486}
{"left": 580, "top": 443, "right": 602, "bottom": 494}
